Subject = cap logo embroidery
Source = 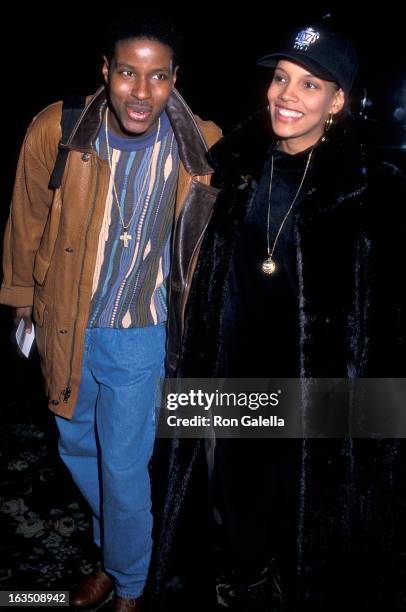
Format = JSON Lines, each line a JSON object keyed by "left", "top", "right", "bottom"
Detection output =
{"left": 293, "top": 27, "right": 320, "bottom": 51}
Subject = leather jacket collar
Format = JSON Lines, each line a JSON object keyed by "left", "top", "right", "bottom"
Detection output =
{"left": 63, "top": 85, "right": 214, "bottom": 177}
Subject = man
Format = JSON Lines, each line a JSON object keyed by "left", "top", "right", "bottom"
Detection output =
{"left": 0, "top": 11, "right": 221, "bottom": 612}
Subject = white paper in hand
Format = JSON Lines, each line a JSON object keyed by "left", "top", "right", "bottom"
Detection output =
{"left": 16, "top": 319, "right": 35, "bottom": 357}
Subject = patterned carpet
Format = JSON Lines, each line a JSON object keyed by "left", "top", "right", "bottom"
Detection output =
{"left": 0, "top": 418, "right": 101, "bottom": 591}
{"left": 0, "top": 410, "right": 109, "bottom": 606}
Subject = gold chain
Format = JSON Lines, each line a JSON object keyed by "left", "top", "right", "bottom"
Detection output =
{"left": 262, "top": 146, "right": 313, "bottom": 275}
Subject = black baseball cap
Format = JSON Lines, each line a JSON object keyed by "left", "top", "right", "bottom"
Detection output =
{"left": 257, "top": 23, "right": 358, "bottom": 95}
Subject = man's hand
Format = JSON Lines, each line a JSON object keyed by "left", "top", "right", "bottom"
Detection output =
{"left": 13, "top": 306, "right": 33, "bottom": 333}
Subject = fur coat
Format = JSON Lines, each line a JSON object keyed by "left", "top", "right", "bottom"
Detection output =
{"left": 148, "top": 112, "right": 406, "bottom": 610}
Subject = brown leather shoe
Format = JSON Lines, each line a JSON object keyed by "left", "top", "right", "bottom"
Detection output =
{"left": 71, "top": 569, "right": 114, "bottom": 608}
{"left": 114, "top": 596, "right": 142, "bottom": 611}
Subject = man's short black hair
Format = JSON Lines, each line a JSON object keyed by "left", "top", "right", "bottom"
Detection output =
{"left": 103, "top": 10, "right": 183, "bottom": 66}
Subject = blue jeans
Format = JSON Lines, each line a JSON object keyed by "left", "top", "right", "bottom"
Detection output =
{"left": 55, "top": 325, "right": 166, "bottom": 598}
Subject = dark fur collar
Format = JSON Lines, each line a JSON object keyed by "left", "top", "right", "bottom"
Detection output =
{"left": 209, "top": 110, "right": 369, "bottom": 210}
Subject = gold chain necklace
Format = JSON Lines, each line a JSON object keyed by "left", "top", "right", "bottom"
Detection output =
{"left": 262, "top": 146, "right": 313, "bottom": 275}
{"left": 104, "top": 107, "right": 161, "bottom": 247}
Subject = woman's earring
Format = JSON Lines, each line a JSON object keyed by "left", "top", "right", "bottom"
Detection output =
{"left": 322, "top": 113, "right": 334, "bottom": 141}
{"left": 325, "top": 113, "right": 334, "bottom": 131}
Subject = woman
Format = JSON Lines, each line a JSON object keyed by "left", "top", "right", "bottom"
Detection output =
{"left": 151, "top": 23, "right": 406, "bottom": 611}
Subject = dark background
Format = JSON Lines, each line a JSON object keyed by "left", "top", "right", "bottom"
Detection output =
{"left": 0, "top": 4, "right": 406, "bottom": 608}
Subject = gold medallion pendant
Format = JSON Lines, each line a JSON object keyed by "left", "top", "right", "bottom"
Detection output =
{"left": 262, "top": 257, "right": 276, "bottom": 275}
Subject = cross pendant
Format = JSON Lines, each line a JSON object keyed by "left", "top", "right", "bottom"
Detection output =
{"left": 120, "top": 230, "right": 132, "bottom": 248}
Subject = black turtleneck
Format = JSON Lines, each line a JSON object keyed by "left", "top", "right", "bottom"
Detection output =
{"left": 219, "top": 145, "right": 313, "bottom": 377}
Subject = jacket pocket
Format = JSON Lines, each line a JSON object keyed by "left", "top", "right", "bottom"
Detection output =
{"left": 33, "top": 251, "right": 51, "bottom": 286}
{"left": 33, "top": 195, "right": 62, "bottom": 286}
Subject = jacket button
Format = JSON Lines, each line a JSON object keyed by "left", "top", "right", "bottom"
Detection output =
{"left": 65, "top": 247, "right": 74, "bottom": 253}
{"left": 59, "top": 329, "right": 68, "bottom": 334}
{"left": 82, "top": 153, "right": 90, "bottom": 161}
{"left": 51, "top": 400, "right": 59, "bottom": 406}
